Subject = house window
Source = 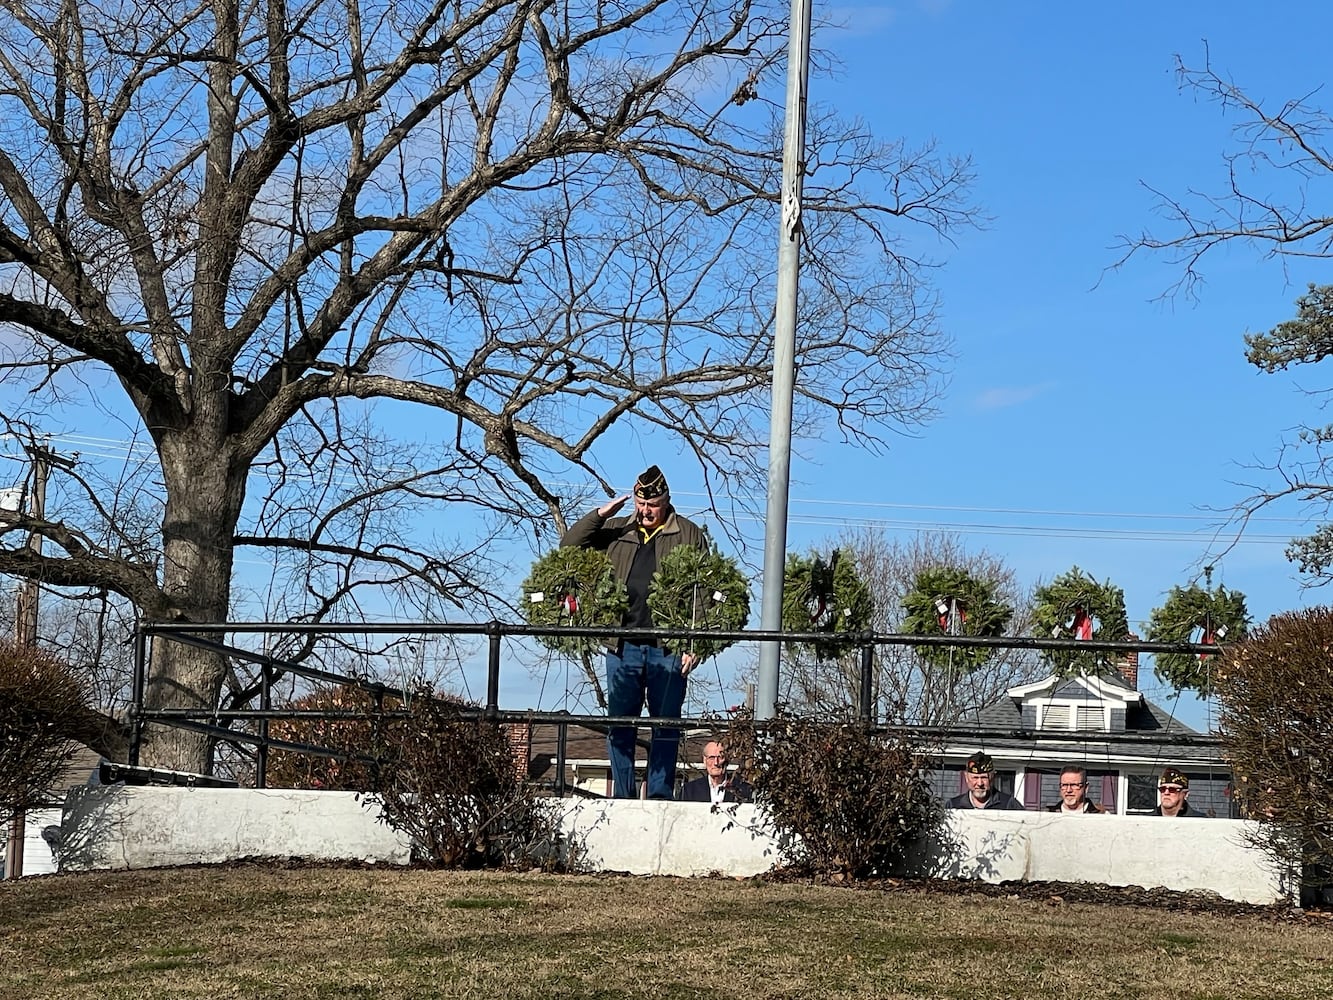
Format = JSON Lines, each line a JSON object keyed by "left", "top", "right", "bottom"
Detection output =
{"left": 1075, "top": 705, "right": 1105, "bottom": 730}
{"left": 1126, "top": 774, "right": 1157, "bottom": 814}
{"left": 1040, "top": 704, "right": 1070, "bottom": 729}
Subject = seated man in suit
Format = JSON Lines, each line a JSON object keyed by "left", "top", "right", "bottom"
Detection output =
{"left": 679, "top": 740, "right": 752, "bottom": 804}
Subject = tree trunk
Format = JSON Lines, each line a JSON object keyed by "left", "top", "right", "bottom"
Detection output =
{"left": 140, "top": 428, "right": 247, "bottom": 774}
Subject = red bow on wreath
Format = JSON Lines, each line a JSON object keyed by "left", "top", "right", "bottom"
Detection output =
{"left": 1071, "top": 608, "right": 1093, "bottom": 640}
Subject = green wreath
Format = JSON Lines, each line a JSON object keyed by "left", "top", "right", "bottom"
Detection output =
{"left": 781, "top": 550, "right": 874, "bottom": 660}
{"left": 1031, "top": 567, "right": 1129, "bottom": 676}
{"left": 1147, "top": 583, "right": 1249, "bottom": 697}
{"left": 519, "top": 548, "right": 629, "bottom": 656}
{"left": 648, "top": 542, "right": 750, "bottom": 662}
{"left": 901, "top": 565, "right": 1014, "bottom": 672}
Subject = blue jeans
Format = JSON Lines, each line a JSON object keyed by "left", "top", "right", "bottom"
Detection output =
{"left": 605, "top": 643, "right": 688, "bottom": 799}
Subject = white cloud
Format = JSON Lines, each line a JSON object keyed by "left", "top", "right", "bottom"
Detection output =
{"left": 823, "top": 6, "right": 901, "bottom": 38}
{"left": 973, "top": 382, "right": 1054, "bottom": 411}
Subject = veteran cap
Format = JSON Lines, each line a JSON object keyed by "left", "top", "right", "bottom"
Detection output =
{"left": 1159, "top": 767, "right": 1189, "bottom": 789}
{"left": 634, "top": 465, "right": 669, "bottom": 500}
{"left": 965, "top": 751, "right": 995, "bottom": 775}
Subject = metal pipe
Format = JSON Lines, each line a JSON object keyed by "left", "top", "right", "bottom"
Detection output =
{"left": 256, "top": 657, "right": 272, "bottom": 789}
{"left": 555, "top": 720, "right": 568, "bottom": 797}
{"left": 859, "top": 641, "right": 875, "bottom": 722}
{"left": 129, "top": 625, "right": 147, "bottom": 767}
{"left": 756, "top": 0, "right": 814, "bottom": 721}
{"left": 485, "top": 620, "right": 502, "bottom": 722}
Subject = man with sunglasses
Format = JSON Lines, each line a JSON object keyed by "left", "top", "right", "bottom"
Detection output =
{"left": 562, "top": 465, "right": 707, "bottom": 800}
{"left": 1045, "top": 764, "right": 1105, "bottom": 813}
{"left": 1151, "top": 767, "right": 1203, "bottom": 817}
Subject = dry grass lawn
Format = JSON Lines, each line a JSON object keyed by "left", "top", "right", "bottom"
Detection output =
{"left": 1, "top": 865, "right": 1331, "bottom": 999}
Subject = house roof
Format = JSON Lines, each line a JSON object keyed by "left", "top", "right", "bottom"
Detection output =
{"left": 942, "top": 670, "right": 1223, "bottom": 770}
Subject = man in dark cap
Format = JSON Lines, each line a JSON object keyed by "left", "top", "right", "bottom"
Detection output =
{"left": 561, "top": 466, "right": 707, "bottom": 799}
{"left": 1151, "top": 767, "right": 1203, "bottom": 817}
{"left": 947, "top": 751, "right": 1025, "bottom": 810}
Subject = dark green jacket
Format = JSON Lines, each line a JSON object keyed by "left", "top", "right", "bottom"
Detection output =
{"left": 560, "top": 506, "right": 707, "bottom": 648}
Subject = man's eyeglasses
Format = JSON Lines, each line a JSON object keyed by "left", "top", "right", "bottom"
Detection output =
{"left": 704, "top": 755, "right": 726, "bottom": 762}
{"left": 1158, "top": 785, "right": 1184, "bottom": 793}
{"left": 1059, "top": 782, "right": 1086, "bottom": 790}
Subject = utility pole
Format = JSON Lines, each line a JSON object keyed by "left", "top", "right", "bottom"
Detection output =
{"left": 755, "top": 0, "right": 813, "bottom": 719}
{"left": 4, "top": 443, "right": 70, "bottom": 880}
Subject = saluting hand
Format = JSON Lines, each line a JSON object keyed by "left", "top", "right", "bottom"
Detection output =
{"left": 598, "top": 494, "right": 630, "bottom": 518}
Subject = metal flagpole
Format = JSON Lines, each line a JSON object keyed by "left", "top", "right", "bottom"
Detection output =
{"left": 755, "top": 0, "right": 813, "bottom": 719}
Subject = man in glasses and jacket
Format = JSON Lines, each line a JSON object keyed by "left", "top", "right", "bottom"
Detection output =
{"left": 1046, "top": 764, "right": 1105, "bottom": 813}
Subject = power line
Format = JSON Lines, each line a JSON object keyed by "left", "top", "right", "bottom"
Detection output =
{"left": 1, "top": 437, "right": 1312, "bottom": 548}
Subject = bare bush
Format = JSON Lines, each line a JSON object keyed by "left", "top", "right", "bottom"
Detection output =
{"left": 0, "top": 643, "right": 90, "bottom": 809}
{"left": 264, "top": 685, "right": 394, "bottom": 792}
{"left": 367, "top": 688, "right": 570, "bottom": 870}
{"left": 1217, "top": 608, "right": 1333, "bottom": 883}
{"left": 726, "top": 711, "right": 942, "bottom": 878}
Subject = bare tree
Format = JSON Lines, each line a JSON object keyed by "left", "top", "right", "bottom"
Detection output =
{"left": 1117, "top": 51, "right": 1333, "bottom": 583}
{"left": 767, "top": 530, "right": 1041, "bottom": 725}
{"left": 0, "top": 2, "right": 975, "bottom": 771}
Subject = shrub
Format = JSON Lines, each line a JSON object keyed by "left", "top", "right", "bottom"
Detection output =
{"left": 0, "top": 643, "right": 90, "bottom": 810}
{"left": 366, "top": 687, "right": 572, "bottom": 870}
{"left": 265, "top": 684, "right": 394, "bottom": 791}
{"left": 725, "top": 711, "right": 942, "bottom": 879}
{"left": 1217, "top": 608, "right": 1333, "bottom": 883}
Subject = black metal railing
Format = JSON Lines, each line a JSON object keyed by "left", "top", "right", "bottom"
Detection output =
{"left": 125, "top": 620, "right": 1226, "bottom": 790}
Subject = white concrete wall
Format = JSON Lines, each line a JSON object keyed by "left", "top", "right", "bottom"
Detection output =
{"left": 559, "top": 799, "right": 784, "bottom": 876}
{"left": 60, "top": 787, "right": 412, "bottom": 871}
{"left": 56, "top": 789, "right": 1291, "bottom": 904}
{"left": 0, "top": 807, "right": 63, "bottom": 877}
{"left": 920, "top": 810, "right": 1289, "bottom": 905}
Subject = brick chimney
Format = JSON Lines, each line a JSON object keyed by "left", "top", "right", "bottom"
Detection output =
{"left": 505, "top": 722, "right": 532, "bottom": 776}
{"left": 1118, "top": 633, "right": 1139, "bottom": 690}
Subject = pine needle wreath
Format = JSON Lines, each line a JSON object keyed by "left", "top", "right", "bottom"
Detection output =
{"left": 648, "top": 542, "right": 750, "bottom": 662}
{"left": 781, "top": 550, "right": 874, "bottom": 660}
{"left": 900, "top": 565, "right": 1014, "bottom": 672}
{"left": 519, "top": 548, "right": 629, "bottom": 656}
{"left": 1031, "top": 567, "right": 1129, "bottom": 676}
{"left": 1147, "top": 583, "right": 1249, "bottom": 697}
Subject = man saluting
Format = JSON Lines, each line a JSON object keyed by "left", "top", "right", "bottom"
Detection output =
{"left": 561, "top": 466, "right": 707, "bottom": 800}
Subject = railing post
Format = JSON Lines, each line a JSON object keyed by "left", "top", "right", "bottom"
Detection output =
{"left": 256, "top": 657, "right": 272, "bottom": 789}
{"left": 555, "top": 719, "right": 568, "bottom": 797}
{"left": 485, "top": 620, "right": 502, "bottom": 722}
{"left": 859, "top": 637, "right": 875, "bottom": 723}
{"left": 128, "top": 624, "right": 148, "bottom": 767}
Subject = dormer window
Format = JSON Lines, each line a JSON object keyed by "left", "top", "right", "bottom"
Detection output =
{"left": 1013, "top": 674, "right": 1140, "bottom": 735}
{"left": 1041, "top": 704, "right": 1070, "bottom": 729}
{"left": 1037, "top": 701, "right": 1109, "bottom": 731}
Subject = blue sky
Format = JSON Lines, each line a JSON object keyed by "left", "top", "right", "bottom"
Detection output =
{"left": 645, "top": 1, "right": 1333, "bottom": 728}
{"left": 6, "top": 2, "right": 1331, "bottom": 732}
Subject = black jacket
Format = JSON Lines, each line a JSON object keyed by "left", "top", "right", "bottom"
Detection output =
{"left": 947, "top": 790, "right": 1025, "bottom": 810}
{"left": 679, "top": 775, "right": 752, "bottom": 803}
